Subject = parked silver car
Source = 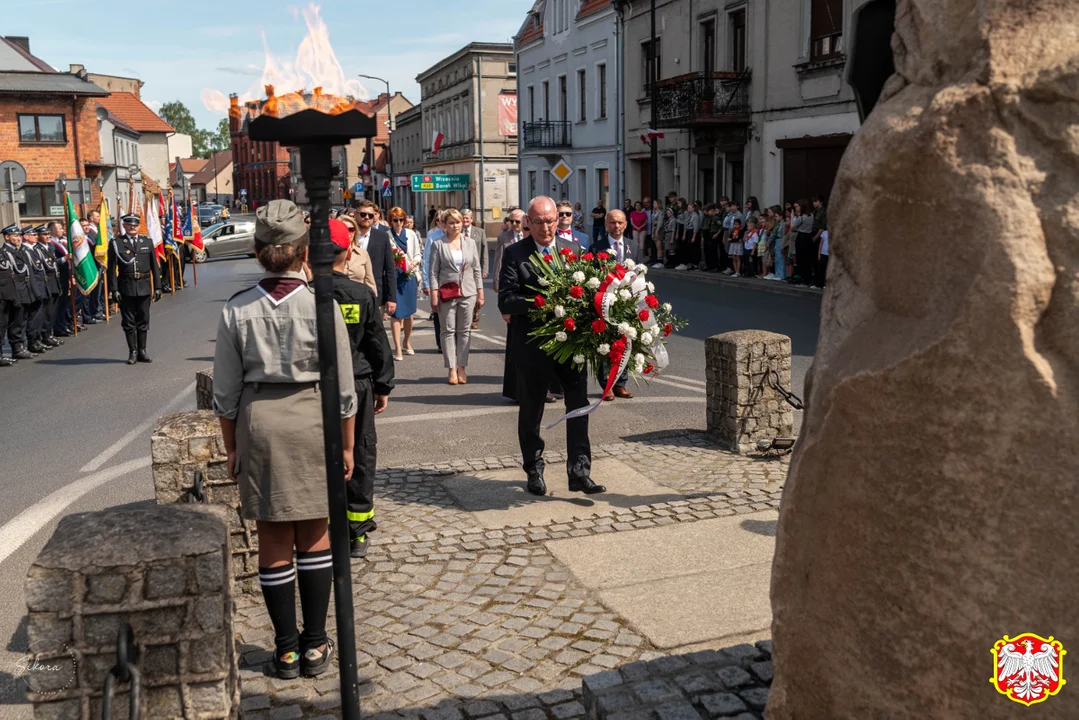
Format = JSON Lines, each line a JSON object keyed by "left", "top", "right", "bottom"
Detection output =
{"left": 192, "top": 221, "right": 256, "bottom": 262}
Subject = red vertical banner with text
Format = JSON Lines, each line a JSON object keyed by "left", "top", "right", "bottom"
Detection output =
{"left": 498, "top": 93, "right": 517, "bottom": 137}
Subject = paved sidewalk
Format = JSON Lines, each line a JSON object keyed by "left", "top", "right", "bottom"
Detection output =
{"left": 647, "top": 267, "right": 823, "bottom": 299}
{"left": 235, "top": 431, "right": 789, "bottom": 719}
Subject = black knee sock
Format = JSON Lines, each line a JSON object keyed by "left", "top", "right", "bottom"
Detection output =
{"left": 259, "top": 563, "right": 299, "bottom": 656}
{"left": 296, "top": 549, "right": 333, "bottom": 652}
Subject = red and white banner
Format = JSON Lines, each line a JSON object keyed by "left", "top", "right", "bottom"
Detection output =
{"left": 640, "top": 128, "right": 664, "bottom": 145}
{"left": 431, "top": 131, "right": 444, "bottom": 155}
{"left": 498, "top": 93, "right": 517, "bottom": 136}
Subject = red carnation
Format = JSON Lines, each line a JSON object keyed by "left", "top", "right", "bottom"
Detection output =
{"left": 591, "top": 319, "right": 607, "bottom": 333}
{"left": 645, "top": 295, "right": 659, "bottom": 309}
{"left": 559, "top": 247, "right": 572, "bottom": 256}
{"left": 581, "top": 252, "right": 595, "bottom": 261}
{"left": 543, "top": 254, "right": 553, "bottom": 263}
{"left": 597, "top": 252, "right": 610, "bottom": 260}
{"left": 638, "top": 309, "right": 650, "bottom": 322}
{"left": 563, "top": 318, "right": 576, "bottom": 332}
{"left": 567, "top": 253, "right": 578, "bottom": 262}
{"left": 611, "top": 338, "right": 627, "bottom": 354}
{"left": 644, "top": 363, "right": 654, "bottom": 375}
{"left": 613, "top": 265, "right": 626, "bottom": 280}
{"left": 663, "top": 322, "right": 673, "bottom": 337}
{"left": 534, "top": 295, "right": 546, "bottom": 308}
{"left": 569, "top": 285, "right": 584, "bottom": 299}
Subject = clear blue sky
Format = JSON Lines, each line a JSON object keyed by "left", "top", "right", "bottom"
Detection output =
{"left": 6, "top": 0, "right": 534, "bottom": 130}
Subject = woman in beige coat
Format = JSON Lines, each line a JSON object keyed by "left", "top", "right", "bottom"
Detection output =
{"left": 339, "top": 213, "right": 377, "bottom": 295}
{"left": 430, "top": 209, "right": 484, "bottom": 385}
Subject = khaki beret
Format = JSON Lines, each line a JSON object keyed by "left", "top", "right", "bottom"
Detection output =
{"left": 256, "top": 199, "right": 306, "bottom": 246}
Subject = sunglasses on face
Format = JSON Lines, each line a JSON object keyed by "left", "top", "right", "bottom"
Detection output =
{"left": 391, "top": 218, "right": 404, "bottom": 222}
{"left": 358, "top": 212, "right": 376, "bottom": 219}
{"left": 510, "top": 220, "right": 521, "bottom": 225}
{"left": 558, "top": 211, "right": 573, "bottom": 217}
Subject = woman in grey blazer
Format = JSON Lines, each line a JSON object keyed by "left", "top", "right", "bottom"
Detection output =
{"left": 430, "top": 209, "right": 484, "bottom": 385}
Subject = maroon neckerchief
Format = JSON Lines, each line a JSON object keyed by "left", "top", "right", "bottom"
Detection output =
{"left": 257, "top": 277, "right": 306, "bottom": 306}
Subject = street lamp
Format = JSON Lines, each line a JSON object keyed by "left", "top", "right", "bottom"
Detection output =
{"left": 357, "top": 74, "right": 394, "bottom": 209}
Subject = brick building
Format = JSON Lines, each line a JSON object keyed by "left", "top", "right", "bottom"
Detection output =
{"left": 228, "top": 95, "right": 290, "bottom": 210}
{"left": 0, "top": 36, "right": 106, "bottom": 223}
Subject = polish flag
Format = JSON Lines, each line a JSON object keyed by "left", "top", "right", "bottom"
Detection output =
{"left": 640, "top": 128, "right": 665, "bottom": 145}
{"left": 432, "top": 130, "right": 445, "bottom": 155}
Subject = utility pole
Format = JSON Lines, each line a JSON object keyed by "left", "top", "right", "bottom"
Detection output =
{"left": 650, "top": 0, "right": 659, "bottom": 206}
{"left": 358, "top": 74, "right": 394, "bottom": 212}
{"left": 477, "top": 54, "right": 485, "bottom": 226}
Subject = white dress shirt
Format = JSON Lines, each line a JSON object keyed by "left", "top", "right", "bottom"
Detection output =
{"left": 609, "top": 234, "right": 627, "bottom": 262}
{"left": 356, "top": 228, "right": 371, "bottom": 252}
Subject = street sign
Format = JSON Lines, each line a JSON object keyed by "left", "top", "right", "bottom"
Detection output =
{"left": 353, "top": 182, "right": 365, "bottom": 193}
{"left": 551, "top": 159, "right": 574, "bottom": 184}
{"left": 54, "top": 177, "right": 93, "bottom": 204}
{"left": 381, "top": 187, "right": 393, "bottom": 199}
{"left": 411, "top": 174, "right": 470, "bottom": 192}
{"left": 484, "top": 177, "right": 497, "bottom": 183}
{"left": 0, "top": 160, "right": 27, "bottom": 190}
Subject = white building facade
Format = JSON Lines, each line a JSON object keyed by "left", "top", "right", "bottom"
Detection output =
{"left": 516, "top": 0, "right": 622, "bottom": 213}
{"left": 390, "top": 103, "right": 425, "bottom": 223}
{"left": 617, "top": 0, "right": 861, "bottom": 207}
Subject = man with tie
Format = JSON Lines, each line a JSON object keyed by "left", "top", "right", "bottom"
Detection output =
{"left": 555, "top": 201, "right": 591, "bottom": 250}
{"left": 590, "top": 210, "right": 633, "bottom": 400}
{"left": 351, "top": 201, "right": 397, "bottom": 314}
{"left": 498, "top": 196, "right": 605, "bottom": 497}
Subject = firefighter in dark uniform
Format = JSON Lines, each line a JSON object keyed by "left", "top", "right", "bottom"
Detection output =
{"left": 1, "top": 224, "right": 27, "bottom": 365}
{"left": 34, "top": 226, "right": 63, "bottom": 348}
{"left": 20, "top": 227, "right": 49, "bottom": 354}
{"left": 1, "top": 225, "right": 34, "bottom": 360}
{"left": 326, "top": 218, "right": 395, "bottom": 558}
{"left": 108, "top": 214, "right": 161, "bottom": 364}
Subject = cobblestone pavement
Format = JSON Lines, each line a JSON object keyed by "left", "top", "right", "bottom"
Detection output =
{"left": 235, "top": 431, "right": 787, "bottom": 719}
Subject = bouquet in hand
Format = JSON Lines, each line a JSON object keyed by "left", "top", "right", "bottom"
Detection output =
{"left": 527, "top": 247, "right": 685, "bottom": 420}
{"left": 392, "top": 246, "right": 417, "bottom": 279}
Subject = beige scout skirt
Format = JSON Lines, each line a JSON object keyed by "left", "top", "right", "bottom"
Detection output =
{"left": 236, "top": 382, "right": 330, "bottom": 522}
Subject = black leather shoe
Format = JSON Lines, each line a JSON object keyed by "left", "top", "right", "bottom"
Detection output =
{"left": 526, "top": 472, "right": 547, "bottom": 496}
{"left": 47, "top": 336, "right": 64, "bottom": 346}
{"left": 13, "top": 349, "right": 34, "bottom": 360}
{"left": 28, "top": 342, "right": 47, "bottom": 354}
{"left": 137, "top": 350, "right": 152, "bottom": 363}
{"left": 350, "top": 535, "right": 369, "bottom": 559}
{"left": 568, "top": 477, "right": 606, "bottom": 494}
{"left": 0, "top": 357, "right": 13, "bottom": 367}
{"left": 55, "top": 330, "right": 73, "bottom": 337}
{"left": 85, "top": 318, "right": 98, "bottom": 325}
{"left": 127, "top": 351, "right": 138, "bottom": 365}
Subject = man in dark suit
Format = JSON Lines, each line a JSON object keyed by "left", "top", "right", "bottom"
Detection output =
{"left": 353, "top": 200, "right": 396, "bottom": 313}
{"left": 498, "top": 196, "right": 605, "bottom": 497}
{"left": 109, "top": 214, "right": 162, "bottom": 364}
{"left": 462, "top": 209, "right": 488, "bottom": 329}
{"left": 590, "top": 209, "right": 634, "bottom": 400}
{"left": 555, "top": 200, "right": 591, "bottom": 250}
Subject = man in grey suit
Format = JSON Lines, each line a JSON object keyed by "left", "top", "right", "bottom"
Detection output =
{"left": 353, "top": 200, "right": 396, "bottom": 313}
{"left": 462, "top": 208, "right": 488, "bottom": 329}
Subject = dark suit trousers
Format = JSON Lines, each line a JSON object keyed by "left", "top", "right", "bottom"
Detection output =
{"left": 119, "top": 295, "right": 151, "bottom": 335}
{"left": 517, "top": 363, "right": 591, "bottom": 481}
{"left": 26, "top": 299, "right": 45, "bottom": 341}
{"left": 4, "top": 301, "right": 25, "bottom": 348}
{"left": 347, "top": 376, "right": 378, "bottom": 540}
{"left": 54, "top": 275, "right": 72, "bottom": 334}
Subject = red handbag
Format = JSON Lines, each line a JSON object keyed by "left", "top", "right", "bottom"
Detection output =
{"left": 438, "top": 282, "right": 463, "bottom": 302}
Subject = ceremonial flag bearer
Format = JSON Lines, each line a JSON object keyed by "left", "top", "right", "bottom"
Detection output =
{"left": 108, "top": 214, "right": 161, "bottom": 364}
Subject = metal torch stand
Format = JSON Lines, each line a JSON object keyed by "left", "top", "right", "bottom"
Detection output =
{"left": 300, "top": 143, "right": 361, "bottom": 719}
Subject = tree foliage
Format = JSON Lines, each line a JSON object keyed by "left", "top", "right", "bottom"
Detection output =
{"left": 157, "top": 100, "right": 231, "bottom": 159}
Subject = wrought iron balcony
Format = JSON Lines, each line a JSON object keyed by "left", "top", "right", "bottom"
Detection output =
{"left": 654, "top": 70, "right": 751, "bottom": 129}
{"left": 521, "top": 120, "right": 572, "bottom": 150}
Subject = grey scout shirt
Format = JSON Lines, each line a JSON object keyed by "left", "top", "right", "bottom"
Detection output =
{"left": 213, "top": 270, "right": 358, "bottom": 420}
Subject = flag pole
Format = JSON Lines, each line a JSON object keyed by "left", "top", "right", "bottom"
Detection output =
{"left": 64, "top": 189, "right": 77, "bottom": 337}
{"left": 168, "top": 249, "right": 176, "bottom": 294}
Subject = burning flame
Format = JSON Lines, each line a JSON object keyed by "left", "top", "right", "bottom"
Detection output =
{"left": 201, "top": 3, "right": 369, "bottom": 120}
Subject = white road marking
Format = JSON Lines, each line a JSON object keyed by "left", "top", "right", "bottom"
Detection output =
{"left": 381, "top": 396, "right": 704, "bottom": 425}
{"left": 471, "top": 332, "right": 507, "bottom": 346}
{"left": 0, "top": 457, "right": 152, "bottom": 566}
{"left": 647, "top": 376, "right": 707, "bottom": 393}
{"left": 80, "top": 381, "right": 196, "bottom": 472}
{"left": 660, "top": 373, "right": 706, "bottom": 387}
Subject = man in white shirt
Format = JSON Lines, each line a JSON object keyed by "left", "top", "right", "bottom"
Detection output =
{"left": 554, "top": 200, "right": 591, "bottom": 250}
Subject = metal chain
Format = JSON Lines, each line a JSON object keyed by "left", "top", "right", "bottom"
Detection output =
{"left": 101, "top": 624, "right": 141, "bottom": 720}
{"left": 767, "top": 369, "right": 804, "bottom": 410}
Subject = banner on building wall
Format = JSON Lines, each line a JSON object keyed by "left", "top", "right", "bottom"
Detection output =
{"left": 498, "top": 93, "right": 517, "bottom": 136}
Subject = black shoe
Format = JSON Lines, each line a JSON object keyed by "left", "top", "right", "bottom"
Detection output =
{"left": 350, "top": 535, "right": 369, "bottom": 559}
{"left": 137, "top": 350, "right": 152, "bottom": 363}
{"left": 127, "top": 351, "right": 138, "bottom": 365}
{"left": 28, "top": 342, "right": 48, "bottom": 354}
{"left": 85, "top": 318, "right": 98, "bottom": 325}
{"left": 55, "top": 330, "right": 73, "bottom": 337}
{"left": 0, "top": 357, "right": 13, "bottom": 367}
{"left": 301, "top": 637, "right": 335, "bottom": 678}
{"left": 93, "top": 316, "right": 106, "bottom": 322}
{"left": 526, "top": 471, "right": 547, "bottom": 496}
{"left": 544, "top": 393, "right": 557, "bottom": 404}
{"left": 13, "top": 349, "right": 34, "bottom": 360}
{"left": 274, "top": 649, "right": 301, "bottom": 680}
{"left": 76, "top": 324, "right": 86, "bottom": 331}
{"left": 42, "top": 337, "right": 60, "bottom": 348}
{"left": 568, "top": 477, "right": 606, "bottom": 494}
{"left": 47, "top": 336, "right": 64, "bottom": 346}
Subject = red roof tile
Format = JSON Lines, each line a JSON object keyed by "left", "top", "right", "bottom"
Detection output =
{"left": 97, "top": 92, "right": 174, "bottom": 133}
{"left": 189, "top": 151, "right": 232, "bottom": 185}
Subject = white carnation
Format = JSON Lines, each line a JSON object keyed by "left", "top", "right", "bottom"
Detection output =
{"left": 538, "top": 277, "right": 549, "bottom": 287}
{"left": 641, "top": 332, "right": 653, "bottom": 345}
{"left": 624, "top": 326, "right": 638, "bottom": 340}
{"left": 597, "top": 343, "right": 611, "bottom": 356}
{"left": 617, "top": 322, "right": 632, "bottom": 335}
{"left": 623, "top": 259, "right": 636, "bottom": 270}
{"left": 636, "top": 264, "right": 647, "bottom": 275}
{"left": 618, "top": 288, "right": 632, "bottom": 300}
{"left": 586, "top": 277, "right": 601, "bottom": 290}
{"left": 555, "top": 331, "right": 568, "bottom": 342}
{"left": 554, "top": 305, "right": 566, "bottom": 318}
{"left": 635, "top": 353, "right": 645, "bottom": 366}
{"left": 661, "top": 302, "right": 672, "bottom": 313}
{"left": 572, "top": 271, "right": 586, "bottom": 283}
{"left": 647, "top": 282, "right": 655, "bottom": 292}
{"left": 573, "top": 354, "right": 586, "bottom": 364}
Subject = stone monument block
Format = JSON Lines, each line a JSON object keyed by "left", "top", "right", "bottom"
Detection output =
{"left": 768, "top": 1, "right": 1079, "bottom": 717}
{"left": 705, "top": 330, "right": 793, "bottom": 453}
{"left": 195, "top": 368, "right": 214, "bottom": 411}
{"left": 24, "top": 505, "right": 239, "bottom": 719}
{"left": 152, "top": 411, "right": 258, "bottom": 593}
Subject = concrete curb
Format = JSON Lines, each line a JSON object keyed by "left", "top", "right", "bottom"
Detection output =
{"left": 646, "top": 266, "right": 824, "bottom": 299}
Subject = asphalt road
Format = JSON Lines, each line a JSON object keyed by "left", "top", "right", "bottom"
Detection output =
{"left": 0, "top": 255, "right": 820, "bottom": 714}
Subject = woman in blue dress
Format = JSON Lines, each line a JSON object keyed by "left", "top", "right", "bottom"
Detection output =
{"left": 388, "top": 207, "right": 421, "bottom": 360}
